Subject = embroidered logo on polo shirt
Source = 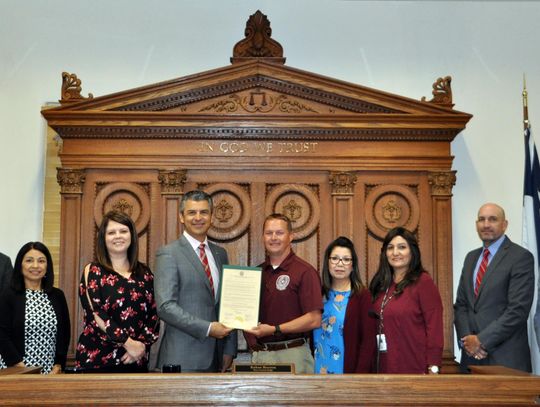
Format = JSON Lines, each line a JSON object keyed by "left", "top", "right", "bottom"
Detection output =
{"left": 276, "top": 275, "right": 290, "bottom": 291}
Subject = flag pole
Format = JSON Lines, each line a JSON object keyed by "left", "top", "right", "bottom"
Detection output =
{"left": 522, "top": 75, "right": 540, "bottom": 373}
{"left": 524, "top": 74, "right": 529, "bottom": 130}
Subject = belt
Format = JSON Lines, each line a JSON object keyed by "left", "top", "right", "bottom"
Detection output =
{"left": 251, "top": 338, "right": 307, "bottom": 352}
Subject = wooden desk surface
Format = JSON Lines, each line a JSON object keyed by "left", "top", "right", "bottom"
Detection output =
{"left": 0, "top": 372, "right": 539, "bottom": 406}
{"left": 0, "top": 366, "right": 42, "bottom": 376}
{"left": 469, "top": 365, "right": 532, "bottom": 376}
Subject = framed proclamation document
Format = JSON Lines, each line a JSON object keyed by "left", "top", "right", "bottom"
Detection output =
{"left": 218, "top": 265, "right": 262, "bottom": 330}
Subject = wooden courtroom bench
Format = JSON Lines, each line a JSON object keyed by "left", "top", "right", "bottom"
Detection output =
{"left": 0, "top": 371, "right": 539, "bottom": 405}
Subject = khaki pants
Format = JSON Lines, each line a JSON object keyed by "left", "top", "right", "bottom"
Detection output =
{"left": 251, "top": 343, "right": 314, "bottom": 374}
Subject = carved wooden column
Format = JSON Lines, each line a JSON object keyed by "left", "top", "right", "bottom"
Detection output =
{"left": 158, "top": 169, "right": 187, "bottom": 244}
{"left": 428, "top": 170, "right": 457, "bottom": 367}
{"left": 329, "top": 172, "right": 357, "bottom": 239}
{"left": 56, "top": 168, "right": 85, "bottom": 353}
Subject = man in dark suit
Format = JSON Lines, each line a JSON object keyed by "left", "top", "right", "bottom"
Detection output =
{"left": 454, "top": 203, "right": 534, "bottom": 372}
{"left": 0, "top": 251, "right": 13, "bottom": 293}
{"left": 154, "top": 190, "right": 237, "bottom": 372}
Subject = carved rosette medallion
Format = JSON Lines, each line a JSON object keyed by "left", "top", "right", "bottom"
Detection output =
{"left": 57, "top": 168, "right": 86, "bottom": 194}
{"left": 93, "top": 182, "right": 150, "bottom": 234}
{"left": 214, "top": 199, "right": 234, "bottom": 223}
{"left": 382, "top": 200, "right": 402, "bottom": 223}
{"left": 204, "top": 183, "right": 251, "bottom": 241}
{"left": 265, "top": 184, "right": 320, "bottom": 240}
{"left": 428, "top": 171, "right": 456, "bottom": 196}
{"left": 329, "top": 172, "right": 357, "bottom": 195}
{"left": 365, "top": 184, "right": 420, "bottom": 239}
{"left": 111, "top": 198, "right": 134, "bottom": 217}
{"left": 282, "top": 199, "right": 302, "bottom": 223}
{"left": 158, "top": 169, "right": 187, "bottom": 194}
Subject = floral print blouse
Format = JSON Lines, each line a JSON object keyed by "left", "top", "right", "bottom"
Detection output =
{"left": 75, "top": 262, "right": 159, "bottom": 370}
{"left": 313, "top": 289, "right": 350, "bottom": 374}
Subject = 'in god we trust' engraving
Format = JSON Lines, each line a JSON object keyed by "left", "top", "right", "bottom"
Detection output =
{"left": 197, "top": 141, "right": 318, "bottom": 154}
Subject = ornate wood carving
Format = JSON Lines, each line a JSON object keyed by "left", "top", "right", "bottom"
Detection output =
{"left": 113, "top": 75, "right": 400, "bottom": 114}
{"left": 198, "top": 93, "right": 318, "bottom": 114}
{"left": 365, "top": 184, "right": 420, "bottom": 239}
{"left": 329, "top": 172, "right": 357, "bottom": 195}
{"left": 93, "top": 182, "right": 151, "bottom": 234}
{"left": 205, "top": 183, "right": 252, "bottom": 242}
{"left": 231, "top": 10, "right": 285, "bottom": 64}
{"left": 422, "top": 76, "right": 453, "bottom": 107}
{"left": 52, "top": 126, "right": 459, "bottom": 142}
{"left": 42, "top": 12, "right": 472, "bottom": 364}
{"left": 158, "top": 169, "right": 187, "bottom": 194}
{"left": 56, "top": 168, "right": 86, "bottom": 194}
{"left": 428, "top": 171, "right": 457, "bottom": 196}
{"left": 59, "top": 72, "right": 94, "bottom": 105}
{"left": 265, "top": 184, "right": 320, "bottom": 241}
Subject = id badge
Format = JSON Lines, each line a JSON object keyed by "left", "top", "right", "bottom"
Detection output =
{"left": 376, "top": 334, "right": 387, "bottom": 352}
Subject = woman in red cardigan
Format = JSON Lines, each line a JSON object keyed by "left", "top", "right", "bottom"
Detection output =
{"left": 313, "top": 236, "right": 376, "bottom": 373}
{"left": 369, "top": 227, "right": 443, "bottom": 374}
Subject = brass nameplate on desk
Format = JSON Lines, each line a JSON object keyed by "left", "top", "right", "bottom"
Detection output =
{"left": 232, "top": 363, "right": 294, "bottom": 374}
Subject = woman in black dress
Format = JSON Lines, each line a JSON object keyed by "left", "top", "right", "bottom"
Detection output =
{"left": 75, "top": 211, "right": 159, "bottom": 373}
{"left": 0, "top": 242, "right": 70, "bottom": 374}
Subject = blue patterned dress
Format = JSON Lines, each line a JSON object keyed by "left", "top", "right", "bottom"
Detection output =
{"left": 313, "top": 289, "right": 350, "bottom": 374}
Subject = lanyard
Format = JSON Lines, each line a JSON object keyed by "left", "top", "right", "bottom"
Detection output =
{"left": 379, "top": 286, "right": 396, "bottom": 332}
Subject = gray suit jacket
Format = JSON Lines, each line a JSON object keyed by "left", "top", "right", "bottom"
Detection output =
{"left": 154, "top": 235, "right": 237, "bottom": 372}
{"left": 0, "top": 252, "right": 13, "bottom": 294}
{"left": 454, "top": 236, "right": 534, "bottom": 372}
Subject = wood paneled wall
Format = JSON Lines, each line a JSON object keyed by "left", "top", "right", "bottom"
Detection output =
{"left": 41, "top": 11, "right": 472, "bottom": 366}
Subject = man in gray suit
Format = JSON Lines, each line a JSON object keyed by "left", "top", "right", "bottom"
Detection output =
{"left": 0, "top": 251, "right": 13, "bottom": 293}
{"left": 454, "top": 203, "right": 534, "bottom": 372}
{"left": 154, "top": 190, "right": 237, "bottom": 372}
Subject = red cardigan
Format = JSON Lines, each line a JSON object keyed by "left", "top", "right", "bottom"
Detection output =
{"left": 343, "top": 288, "right": 377, "bottom": 373}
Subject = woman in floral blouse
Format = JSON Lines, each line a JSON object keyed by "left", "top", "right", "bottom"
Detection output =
{"left": 75, "top": 211, "right": 159, "bottom": 373}
{"left": 313, "top": 236, "right": 376, "bottom": 373}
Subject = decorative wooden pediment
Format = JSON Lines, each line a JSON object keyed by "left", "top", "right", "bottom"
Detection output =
{"left": 44, "top": 10, "right": 468, "bottom": 140}
{"left": 43, "top": 61, "right": 471, "bottom": 144}
{"left": 112, "top": 73, "right": 404, "bottom": 115}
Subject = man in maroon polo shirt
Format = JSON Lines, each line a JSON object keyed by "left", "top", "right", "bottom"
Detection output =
{"left": 244, "top": 213, "right": 322, "bottom": 373}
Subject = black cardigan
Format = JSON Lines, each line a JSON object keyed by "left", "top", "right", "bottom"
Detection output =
{"left": 0, "top": 287, "right": 70, "bottom": 370}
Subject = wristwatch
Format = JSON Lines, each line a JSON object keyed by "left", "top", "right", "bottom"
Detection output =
{"left": 428, "top": 365, "right": 440, "bottom": 374}
{"left": 274, "top": 324, "right": 282, "bottom": 335}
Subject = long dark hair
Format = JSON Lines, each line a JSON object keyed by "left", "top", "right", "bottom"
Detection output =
{"left": 12, "top": 241, "right": 54, "bottom": 293}
{"left": 96, "top": 211, "right": 145, "bottom": 278}
{"left": 321, "top": 236, "right": 364, "bottom": 297}
{"left": 369, "top": 227, "right": 425, "bottom": 299}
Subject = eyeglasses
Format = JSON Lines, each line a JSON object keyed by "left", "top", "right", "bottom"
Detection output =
{"left": 329, "top": 256, "right": 353, "bottom": 265}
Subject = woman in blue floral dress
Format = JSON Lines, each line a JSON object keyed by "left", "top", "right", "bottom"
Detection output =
{"left": 313, "top": 236, "right": 376, "bottom": 373}
{"left": 75, "top": 211, "right": 159, "bottom": 373}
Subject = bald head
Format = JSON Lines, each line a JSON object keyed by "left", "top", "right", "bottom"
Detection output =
{"left": 478, "top": 203, "right": 506, "bottom": 220}
{"left": 476, "top": 203, "right": 508, "bottom": 246}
